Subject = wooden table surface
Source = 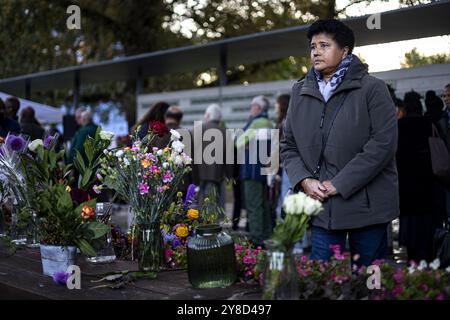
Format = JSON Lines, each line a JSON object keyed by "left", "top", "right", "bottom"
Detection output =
{"left": 0, "top": 244, "right": 261, "bottom": 300}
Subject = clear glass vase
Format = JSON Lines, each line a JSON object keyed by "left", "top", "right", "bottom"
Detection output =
{"left": 262, "top": 240, "right": 299, "bottom": 300}
{"left": 26, "top": 211, "right": 40, "bottom": 248}
{"left": 137, "top": 222, "right": 163, "bottom": 272}
{"left": 86, "top": 203, "right": 116, "bottom": 264}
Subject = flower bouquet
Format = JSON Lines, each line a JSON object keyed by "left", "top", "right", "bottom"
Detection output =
{"left": 263, "top": 192, "right": 323, "bottom": 300}
{"left": 101, "top": 124, "right": 192, "bottom": 272}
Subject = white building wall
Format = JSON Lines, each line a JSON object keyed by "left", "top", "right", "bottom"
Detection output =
{"left": 137, "top": 63, "right": 450, "bottom": 129}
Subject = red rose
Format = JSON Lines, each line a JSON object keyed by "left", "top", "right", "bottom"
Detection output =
{"left": 149, "top": 121, "right": 169, "bottom": 137}
{"left": 70, "top": 188, "right": 90, "bottom": 204}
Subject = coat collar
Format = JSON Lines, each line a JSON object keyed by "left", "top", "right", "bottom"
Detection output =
{"left": 300, "top": 55, "right": 368, "bottom": 102}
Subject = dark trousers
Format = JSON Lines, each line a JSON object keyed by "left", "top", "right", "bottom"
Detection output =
{"left": 310, "top": 223, "right": 389, "bottom": 266}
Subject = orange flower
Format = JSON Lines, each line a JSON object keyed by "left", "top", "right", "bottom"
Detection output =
{"left": 187, "top": 208, "right": 199, "bottom": 220}
{"left": 163, "top": 185, "right": 170, "bottom": 191}
{"left": 81, "top": 205, "right": 95, "bottom": 219}
{"left": 124, "top": 147, "right": 131, "bottom": 152}
{"left": 141, "top": 159, "right": 151, "bottom": 168}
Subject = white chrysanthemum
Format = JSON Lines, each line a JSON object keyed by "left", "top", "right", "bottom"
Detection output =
{"left": 157, "top": 150, "right": 163, "bottom": 156}
{"left": 115, "top": 150, "right": 124, "bottom": 158}
{"left": 430, "top": 259, "right": 440, "bottom": 270}
{"left": 99, "top": 130, "right": 114, "bottom": 140}
{"left": 170, "top": 129, "right": 181, "bottom": 141}
{"left": 183, "top": 154, "right": 192, "bottom": 165}
{"left": 28, "top": 139, "right": 43, "bottom": 152}
{"left": 174, "top": 155, "right": 183, "bottom": 166}
{"left": 417, "top": 260, "right": 428, "bottom": 271}
{"left": 172, "top": 140, "right": 184, "bottom": 153}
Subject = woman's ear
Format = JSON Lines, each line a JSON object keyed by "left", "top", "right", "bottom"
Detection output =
{"left": 342, "top": 47, "right": 349, "bottom": 59}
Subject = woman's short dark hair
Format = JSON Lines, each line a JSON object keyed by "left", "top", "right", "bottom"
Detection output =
{"left": 276, "top": 94, "right": 290, "bottom": 125}
{"left": 403, "top": 91, "right": 423, "bottom": 115}
{"left": 307, "top": 19, "right": 355, "bottom": 53}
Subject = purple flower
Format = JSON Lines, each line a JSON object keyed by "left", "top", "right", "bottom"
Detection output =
{"left": 183, "top": 184, "right": 198, "bottom": 209}
{"left": 6, "top": 135, "right": 26, "bottom": 152}
{"left": 139, "top": 182, "right": 149, "bottom": 195}
{"left": 157, "top": 186, "right": 164, "bottom": 193}
{"left": 172, "top": 236, "right": 182, "bottom": 248}
{"left": 43, "top": 135, "right": 54, "bottom": 149}
{"left": 53, "top": 272, "right": 69, "bottom": 285}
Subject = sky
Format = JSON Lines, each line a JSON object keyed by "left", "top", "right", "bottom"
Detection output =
{"left": 336, "top": 0, "right": 450, "bottom": 72}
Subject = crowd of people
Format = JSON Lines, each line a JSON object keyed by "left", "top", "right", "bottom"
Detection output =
{"left": 1, "top": 19, "right": 449, "bottom": 267}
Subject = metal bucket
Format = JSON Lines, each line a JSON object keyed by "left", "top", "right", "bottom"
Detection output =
{"left": 40, "top": 245, "right": 77, "bottom": 277}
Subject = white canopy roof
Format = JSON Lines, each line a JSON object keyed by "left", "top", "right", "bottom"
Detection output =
{"left": 0, "top": 92, "right": 63, "bottom": 125}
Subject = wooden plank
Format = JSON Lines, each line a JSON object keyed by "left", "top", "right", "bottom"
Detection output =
{"left": 0, "top": 244, "right": 262, "bottom": 300}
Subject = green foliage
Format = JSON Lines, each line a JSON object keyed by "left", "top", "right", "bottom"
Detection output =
{"left": 37, "top": 183, "right": 109, "bottom": 256}
{"left": 73, "top": 127, "right": 111, "bottom": 191}
{"left": 401, "top": 48, "right": 450, "bottom": 68}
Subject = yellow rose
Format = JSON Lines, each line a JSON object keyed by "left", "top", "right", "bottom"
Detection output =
{"left": 187, "top": 209, "right": 199, "bottom": 220}
{"left": 175, "top": 225, "right": 189, "bottom": 238}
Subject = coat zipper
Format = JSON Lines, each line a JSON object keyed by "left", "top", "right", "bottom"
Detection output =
{"left": 320, "top": 99, "right": 333, "bottom": 230}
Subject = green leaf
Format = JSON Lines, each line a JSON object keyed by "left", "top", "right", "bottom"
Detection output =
{"left": 75, "top": 238, "right": 97, "bottom": 257}
{"left": 86, "top": 222, "right": 111, "bottom": 239}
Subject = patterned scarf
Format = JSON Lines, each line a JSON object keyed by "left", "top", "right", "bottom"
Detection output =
{"left": 314, "top": 53, "right": 353, "bottom": 102}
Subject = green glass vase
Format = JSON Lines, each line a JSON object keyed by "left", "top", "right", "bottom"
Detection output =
{"left": 187, "top": 224, "right": 237, "bottom": 288}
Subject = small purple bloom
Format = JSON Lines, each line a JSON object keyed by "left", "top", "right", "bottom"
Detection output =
{"left": 172, "top": 236, "right": 182, "bottom": 248}
{"left": 53, "top": 272, "right": 69, "bottom": 285}
{"left": 6, "top": 135, "right": 26, "bottom": 152}
{"left": 157, "top": 186, "right": 164, "bottom": 193}
{"left": 43, "top": 135, "right": 54, "bottom": 149}
{"left": 183, "top": 184, "right": 198, "bottom": 209}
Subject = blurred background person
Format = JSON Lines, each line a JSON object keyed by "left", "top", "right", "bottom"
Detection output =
{"left": 192, "top": 103, "right": 232, "bottom": 212}
{"left": 5, "top": 96, "right": 20, "bottom": 122}
{"left": 397, "top": 91, "right": 447, "bottom": 263}
{"left": 165, "top": 105, "right": 183, "bottom": 130}
{"left": 20, "top": 106, "right": 44, "bottom": 140}
{"left": 236, "top": 95, "right": 273, "bottom": 247}
{"left": 0, "top": 98, "right": 20, "bottom": 137}
{"left": 68, "top": 110, "right": 98, "bottom": 163}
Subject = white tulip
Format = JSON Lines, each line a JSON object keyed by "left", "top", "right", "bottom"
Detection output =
{"left": 99, "top": 130, "right": 114, "bottom": 141}
{"left": 303, "top": 196, "right": 323, "bottom": 216}
{"left": 28, "top": 139, "right": 43, "bottom": 152}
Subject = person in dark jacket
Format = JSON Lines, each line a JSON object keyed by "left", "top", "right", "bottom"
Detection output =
{"left": 281, "top": 19, "right": 399, "bottom": 266}
{"left": 68, "top": 110, "right": 98, "bottom": 163}
{"left": 5, "top": 96, "right": 20, "bottom": 122}
{"left": 397, "top": 91, "right": 447, "bottom": 263}
{"left": 425, "top": 90, "right": 447, "bottom": 145}
{"left": 20, "top": 106, "right": 45, "bottom": 141}
{"left": 192, "top": 104, "right": 233, "bottom": 211}
{"left": 0, "top": 98, "right": 20, "bottom": 138}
